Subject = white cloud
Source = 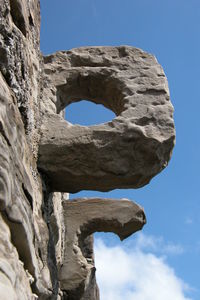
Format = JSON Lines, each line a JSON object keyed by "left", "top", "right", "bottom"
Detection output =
{"left": 135, "top": 233, "right": 184, "bottom": 255}
{"left": 94, "top": 237, "right": 192, "bottom": 300}
{"left": 163, "top": 243, "right": 184, "bottom": 255}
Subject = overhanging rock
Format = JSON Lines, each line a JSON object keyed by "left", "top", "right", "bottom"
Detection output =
{"left": 59, "top": 198, "right": 146, "bottom": 298}
{"left": 38, "top": 46, "right": 175, "bottom": 192}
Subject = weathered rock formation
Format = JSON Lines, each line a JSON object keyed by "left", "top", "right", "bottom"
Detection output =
{"left": 38, "top": 47, "right": 175, "bottom": 192}
{"left": 0, "top": 0, "right": 52, "bottom": 298}
{"left": 60, "top": 198, "right": 146, "bottom": 298}
{"left": 0, "top": 1, "right": 175, "bottom": 299}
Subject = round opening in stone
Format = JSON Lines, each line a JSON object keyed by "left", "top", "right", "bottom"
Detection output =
{"left": 65, "top": 100, "right": 116, "bottom": 126}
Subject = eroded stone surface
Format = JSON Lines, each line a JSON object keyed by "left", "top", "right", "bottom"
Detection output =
{"left": 59, "top": 198, "right": 146, "bottom": 299}
{"left": 0, "top": 0, "right": 41, "bottom": 155}
{"left": 0, "top": 2, "right": 175, "bottom": 299}
{"left": 0, "top": 1, "right": 52, "bottom": 298}
{"left": 0, "top": 213, "right": 35, "bottom": 300}
{"left": 38, "top": 46, "right": 175, "bottom": 192}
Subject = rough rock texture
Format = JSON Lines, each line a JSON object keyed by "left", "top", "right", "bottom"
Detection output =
{"left": 59, "top": 198, "right": 146, "bottom": 299}
{"left": 0, "top": 1, "right": 175, "bottom": 299}
{"left": 0, "top": 71, "right": 51, "bottom": 298}
{"left": 0, "top": 0, "right": 41, "bottom": 154}
{"left": 38, "top": 47, "right": 175, "bottom": 192}
{"left": 0, "top": 214, "right": 35, "bottom": 300}
{"left": 0, "top": 1, "right": 53, "bottom": 298}
{"left": 0, "top": 1, "right": 71, "bottom": 299}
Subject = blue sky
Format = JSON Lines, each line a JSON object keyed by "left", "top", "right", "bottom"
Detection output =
{"left": 40, "top": 1, "right": 200, "bottom": 299}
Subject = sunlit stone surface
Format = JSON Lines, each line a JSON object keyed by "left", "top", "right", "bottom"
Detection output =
{"left": 38, "top": 46, "right": 175, "bottom": 192}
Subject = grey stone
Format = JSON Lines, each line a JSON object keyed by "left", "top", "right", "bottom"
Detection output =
{"left": 38, "top": 46, "right": 175, "bottom": 192}
{"left": 0, "top": 1, "right": 52, "bottom": 298}
{"left": 59, "top": 198, "right": 146, "bottom": 299}
{"left": 0, "top": 213, "right": 34, "bottom": 300}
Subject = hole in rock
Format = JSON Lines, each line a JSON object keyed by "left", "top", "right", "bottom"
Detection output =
{"left": 65, "top": 100, "right": 115, "bottom": 126}
{"left": 69, "top": 190, "right": 114, "bottom": 200}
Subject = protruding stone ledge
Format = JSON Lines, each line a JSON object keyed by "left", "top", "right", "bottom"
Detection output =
{"left": 59, "top": 198, "right": 146, "bottom": 298}
{"left": 38, "top": 46, "right": 175, "bottom": 192}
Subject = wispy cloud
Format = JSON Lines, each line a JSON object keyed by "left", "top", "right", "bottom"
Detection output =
{"left": 135, "top": 233, "right": 184, "bottom": 255}
{"left": 94, "top": 236, "right": 192, "bottom": 300}
{"left": 185, "top": 217, "right": 193, "bottom": 225}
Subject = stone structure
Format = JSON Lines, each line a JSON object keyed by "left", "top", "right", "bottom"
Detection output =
{"left": 60, "top": 198, "right": 146, "bottom": 299}
{"left": 0, "top": 1, "right": 175, "bottom": 299}
{"left": 38, "top": 47, "right": 174, "bottom": 193}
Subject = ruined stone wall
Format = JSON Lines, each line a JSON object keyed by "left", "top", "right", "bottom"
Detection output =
{"left": 0, "top": 1, "right": 175, "bottom": 299}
